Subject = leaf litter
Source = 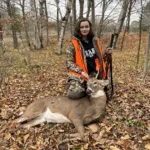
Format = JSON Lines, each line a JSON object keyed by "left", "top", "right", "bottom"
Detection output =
{"left": 0, "top": 34, "right": 150, "bottom": 150}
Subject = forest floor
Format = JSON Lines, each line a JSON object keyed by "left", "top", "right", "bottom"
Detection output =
{"left": 0, "top": 34, "right": 150, "bottom": 150}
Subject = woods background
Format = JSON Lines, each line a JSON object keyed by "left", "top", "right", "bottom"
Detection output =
{"left": 0, "top": 0, "right": 150, "bottom": 77}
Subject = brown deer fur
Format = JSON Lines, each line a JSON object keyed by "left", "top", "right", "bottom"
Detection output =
{"left": 14, "top": 78, "right": 109, "bottom": 138}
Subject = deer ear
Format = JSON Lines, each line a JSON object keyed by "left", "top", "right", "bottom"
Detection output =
{"left": 98, "top": 80, "right": 109, "bottom": 87}
{"left": 103, "top": 80, "right": 109, "bottom": 86}
{"left": 89, "top": 72, "right": 97, "bottom": 78}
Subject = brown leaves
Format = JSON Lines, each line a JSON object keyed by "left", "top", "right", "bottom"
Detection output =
{"left": 110, "top": 146, "right": 120, "bottom": 150}
{"left": 87, "top": 124, "right": 99, "bottom": 133}
{"left": 23, "top": 134, "right": 30, "bottom": 144}
{"left": 145, "top": 143, "right": 150, "bottom": 150}
{"left": 0, "top": 35, "right": 150, "bottom": 149}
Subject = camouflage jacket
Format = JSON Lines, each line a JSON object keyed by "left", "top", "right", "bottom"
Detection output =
{"left": 66, "top": 36, "right": 107, "bottom": 83}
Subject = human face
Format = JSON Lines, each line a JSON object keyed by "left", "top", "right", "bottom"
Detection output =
{"left": 80, "top": 21, "right": 90, "bottom": 39}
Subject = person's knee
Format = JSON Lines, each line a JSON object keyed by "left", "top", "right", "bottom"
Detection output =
{"left": 67, "top": 90, "right": 86, "bottom": 99}
{"left": 67, "top": 80, "right": 86, "bottom": 99}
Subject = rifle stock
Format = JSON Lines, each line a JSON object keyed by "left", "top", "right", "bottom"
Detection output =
{"left": 108, "top": 33, "right": 117, "bottom": 98}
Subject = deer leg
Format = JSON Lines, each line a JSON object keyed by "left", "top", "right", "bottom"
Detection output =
{"left": 13, "top": 117, "right": 28, "bottom": 124}
{"left": 70, "top": 118, "right": 85, "bottom": 138}
{"left": 22, "top": 116, "right": 45, "bottom": 129}
{"left": 83, "top": 116, "right": 94, "bottom": 125}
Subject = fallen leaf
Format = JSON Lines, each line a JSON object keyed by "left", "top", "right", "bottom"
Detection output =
{"left": 80, "top": 146, "right": 84, "bottom": 150}
{"left": 105, "top": 124, "right": 115, "bottom": 132}
{"left": 116, "top": 140, "right": 124, "bottom": 145}
{"left": 5, "top": 132, "right": 11, "bottom": 140}
{"left": 145, "top": 143, "right": 150, "bottom": 150}
{"left": 23, "top": 134, "right": 30, "bottom": 144}
{"left": 30, "top": 145, "right": 37, "bottom": 149}
{"left": 88, "top": 123, "right": 99, "bottom": 133}
{"left": 142, "top": 135, "right": 150, "bottom": 140}
{"left": 59, "top": 129, "right": 64, "bottom": 133}
{"left": 95, "top": 130, "right": 105, "bottom": 141}
{"left": 110, "top": 145, "right": 120, "bottom": 150}
{"left": 84, "top": 143, "right": 89, "bottom": 149}
{"left": 121, "top": 134, "right": 130, "bottom": 140}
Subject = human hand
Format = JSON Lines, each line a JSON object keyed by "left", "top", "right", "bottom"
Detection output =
{"left": 81, "top": 72, "right": 89, "bottom": 79}
{"left": 106, "top": 47, "right": 113, "bottom": 54}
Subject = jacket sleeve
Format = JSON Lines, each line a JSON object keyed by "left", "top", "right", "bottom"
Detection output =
{"left": 66, "top": 42, "right": 83, "bottom": 73}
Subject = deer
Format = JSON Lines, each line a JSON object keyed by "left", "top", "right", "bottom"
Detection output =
{"left": 13, "top": 77, "right": 109, "bottom": 139}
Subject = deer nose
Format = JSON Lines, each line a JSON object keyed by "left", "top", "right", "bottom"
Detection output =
{"left": 86, "top": 87, "right": 93, "bottom": 95}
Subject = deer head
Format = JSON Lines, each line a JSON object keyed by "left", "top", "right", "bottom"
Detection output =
{"left": 86, "top": 74, "right": 109, "bottom": 98}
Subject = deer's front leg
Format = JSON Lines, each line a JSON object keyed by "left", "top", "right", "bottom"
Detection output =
{"left": 69, "top": 111, "right": 85, "bottom": 139}
{"left": 72, "top": 118, "right": 85, "bottom": 138}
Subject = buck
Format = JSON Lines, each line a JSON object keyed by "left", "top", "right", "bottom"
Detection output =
{"left": 14, "top": 77, "right": 109, "bottom": 138}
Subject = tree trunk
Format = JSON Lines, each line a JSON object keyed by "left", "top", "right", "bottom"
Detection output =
{"left": 126, "top": 0, "right": 132, "bottom": 33}
{"left": 0, "top": 12, "right": 3, "bottom": 48}
{"left": 143, "top": 27, "right": 150, "bottom": 79}
{"left": 30, "top": 0, "right": 41, "bottom": 49}
{"left": 20, "top": 0, "right": 32, "bottom": 50}
{"left": 137, "top": 0, "right": 143, "bottom": 65}
{"left": 39, "top": 0, "right": 45, "bottom": 48}
{"left": 120, "top": 26, "right": 127, "bottom": 51}
{"left": 56, "top": 1, "right": 60, "bottom": 41}
{"left": 79, "top": 0, "right": 84, "bottom": 19}
{"left": 86, "top": 0, "right": 91, "bottom": 19}
{"left": 72, "top": 0, "right": 76, "bottom": 32}
{"left": 11, "top": 26, "right": 18, "bottom": 49}
{"left": 44, "top": 0, "right": 49, "bottom": 46}
{"left": 98, "top": 0, "right": 106, "bottom": 37}
{"left": 91, "top": 0, "right": 95, "bottom": 32}
{"left": 55, "top": 0, "right": 62, "bottom": 42}
{"left": 57, "top": 0, "right": 72, "bottom": 55}
{"left": 114, "top": 0, "right": 129, "bottom": 48}
{"left": 70, "top": 15, "right": 73, "bottom": 37}
{"left": 5, "top": 0, "right": 18, "bottom": 49}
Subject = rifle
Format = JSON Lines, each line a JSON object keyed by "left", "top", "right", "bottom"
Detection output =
{"left": 107, "top": 33, "right": 117, "bottom": 98}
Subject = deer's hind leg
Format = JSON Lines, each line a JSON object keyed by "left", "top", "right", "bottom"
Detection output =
{"left": 22, "top": 115, "right": 46, "bottom": 129}
{"left": 14, "top": 117, "right": 29, "bottom": 124}
{"left": 83, "top": 116, "right": 95, "bottom": 125}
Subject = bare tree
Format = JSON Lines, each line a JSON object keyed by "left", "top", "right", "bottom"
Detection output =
{"left": 55, "top": 0, "right": 61, "bottom": 41}
{"left": 97, "top": 0, "right": 113, "bottom": 37}
{"left": 0, "top": 11, "right": 3, "bottom": 47}
{"left": 79, "top": 0, "right": 84, "bottom": 19}
{"left": 144, "top": 27, "right": 150, "bottom": 79}
{"left": 44, "top": 0, "right": 49, "bottom": 46}
{"left": 72, "top": 0, "right": 76, "bottom": 31}
{"left": 30, "top": 0, "right": 42, "bottom": 49}
{"left": 4, "top": 0, "right": 18, "bottom": 49}
{"left": 120, "top": 23, "right": 127, "bottom": 51}
{"left": 91, "top": 0, "right": 95, "bottom": 32}
{"left": 57, "top": 0, "right": 72, "bottom": 54}
{"left": 86, "top": 0, "right": 91, "bottom": 19}
{"left": 114, "top": 0, "right": 129, "bottom": 48}
{"left": 70, "top": 15, "right": 73, "bottom": 36}
{"left": 19, "top": 0, "right": 32, "bottom": 50}
{"left": 39, "top": 0, "right": 45, "bottom": 48}
{"left": 137, "top": 0, "right": 143, "bottom": 65}
{"left": 98, "top": 0, "right": 106, "bottom": 37}
{"left": 126, "top": 0, "right": 136, "bottom": 33}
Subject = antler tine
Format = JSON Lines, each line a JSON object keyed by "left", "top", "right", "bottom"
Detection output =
{"left": 96, "top": 71, "right": 99, "bottom": 79}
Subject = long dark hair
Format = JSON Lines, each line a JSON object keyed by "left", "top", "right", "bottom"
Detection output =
{"left": 74, "top": 18, "right": 94, "bottom": 39}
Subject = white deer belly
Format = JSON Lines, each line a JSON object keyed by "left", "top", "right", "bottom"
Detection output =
{"left": 42, "top": 107, "right": 71, "bottom": 123}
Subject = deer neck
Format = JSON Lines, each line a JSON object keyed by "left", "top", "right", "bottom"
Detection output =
{"left": 90, "top": 89, "right": 105, "bottom": 99}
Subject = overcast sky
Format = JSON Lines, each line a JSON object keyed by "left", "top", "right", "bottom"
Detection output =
{"left": 47, "top": 0, "right": 143, "bottom": 23}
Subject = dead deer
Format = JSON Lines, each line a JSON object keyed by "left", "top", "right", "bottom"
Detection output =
{"left": 13, "top": 77, "right": 109, "bottom": 138}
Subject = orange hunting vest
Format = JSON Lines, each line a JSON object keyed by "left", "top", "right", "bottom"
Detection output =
{"left": 68, "top": 39, "right": 107, "bottom": 81}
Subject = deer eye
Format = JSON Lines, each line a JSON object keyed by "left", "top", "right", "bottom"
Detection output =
{"left": 93, "top": 82, "right": 97, "bottom": 85}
